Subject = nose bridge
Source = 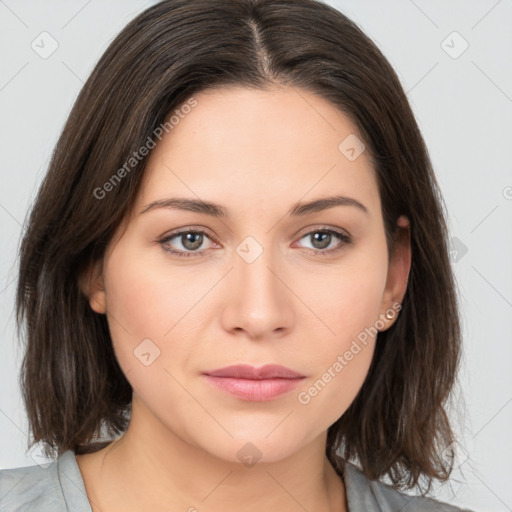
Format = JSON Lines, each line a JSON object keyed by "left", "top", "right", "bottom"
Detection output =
{"left": 221, "top": 234, "right": 293, "bottom": 337}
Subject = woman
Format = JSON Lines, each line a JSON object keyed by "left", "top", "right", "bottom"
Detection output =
{"left": 0, "top": 0, "right": 472, "bottom": 510}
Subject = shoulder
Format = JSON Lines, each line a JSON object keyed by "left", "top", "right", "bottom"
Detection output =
{"left": 342, "top": 461, "right": 475, "bottom": 512}
{"left": 0, "top": 457, "right": 64, "bottom": 511}
{"left": 0, "top": 450, "right": 90, "bottom": 512}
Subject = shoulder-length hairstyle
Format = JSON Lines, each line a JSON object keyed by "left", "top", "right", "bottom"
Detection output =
{"left": 16, "top": 0, "right": 461, "bottom": 494}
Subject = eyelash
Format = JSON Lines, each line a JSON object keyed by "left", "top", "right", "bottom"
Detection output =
{"left": 158, "top": 226, "right": 352, "bottom": 258}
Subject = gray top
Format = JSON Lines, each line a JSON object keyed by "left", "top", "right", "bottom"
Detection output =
{"left": 0, "top": 450, "right": 473, "bottom": 511}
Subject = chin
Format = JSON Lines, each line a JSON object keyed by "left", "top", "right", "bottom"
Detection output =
{"left": 198, "top": 430, "right": 310, "bottom": 467}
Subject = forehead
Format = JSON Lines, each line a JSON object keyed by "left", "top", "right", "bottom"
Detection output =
{"left": 137, "top": 85, "right": 379, "bottom": 214}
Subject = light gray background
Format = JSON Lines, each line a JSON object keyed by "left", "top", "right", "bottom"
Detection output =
{"left": 1, "top": 1, "right": 511, "bottom": 510}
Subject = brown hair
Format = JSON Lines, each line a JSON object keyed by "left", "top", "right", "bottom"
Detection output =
{"left": 16, "top": 0, "right": 461, "bottom": 494}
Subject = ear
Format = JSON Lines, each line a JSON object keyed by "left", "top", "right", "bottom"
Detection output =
{"left": 79, "top": 259, "right": 106, "bottom": 314}
{"left": 379, "top": 215, "right": 411, "bottom": 329}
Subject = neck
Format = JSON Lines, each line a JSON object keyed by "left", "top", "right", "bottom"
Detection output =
{"left": 78, "top": 395, "right": 347, "bottom": 512}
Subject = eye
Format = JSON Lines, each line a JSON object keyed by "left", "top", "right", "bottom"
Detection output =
{"left": 294, "top": 227, "right": 352, "bottom": 255}
{"left": 159, "top": 229, "right": 216, "bottom": 258}
{"left": 158, "top": 226, "right": 352, "bottom": 258}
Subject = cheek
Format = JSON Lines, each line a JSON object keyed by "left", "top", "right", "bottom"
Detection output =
{"left": 302, "top": 243, "right": 388, "bottom": 341}
{"left": 295, "top": 287, "right": 380, "bottom": 430}
{"left": 299, "top": 343, "right": 375, "bottom": 432}
{"left": 100, "top": 244, "right": 209, "bottom": 435}
{"left": 293, "top": 246, "right": 388, "bottom": 424}
{"left": 104, "top": 235, "right": 216, "bottom": 328}
{"left": 100, "top": 241, "right": 204, "bottom": 373}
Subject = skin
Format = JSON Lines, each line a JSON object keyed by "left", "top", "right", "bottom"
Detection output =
{"left": 77, "top": 85, "right": 411, "bottom": 512}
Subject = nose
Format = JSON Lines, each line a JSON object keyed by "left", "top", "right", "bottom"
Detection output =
{"left": 220, "top": 241, "right": 295, "bottom": 341}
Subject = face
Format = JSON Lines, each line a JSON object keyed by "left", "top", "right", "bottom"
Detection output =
{"left": 87, "top": 85, "right": 410, "bottom": 464}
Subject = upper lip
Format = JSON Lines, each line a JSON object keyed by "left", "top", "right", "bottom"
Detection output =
{"left": 204, "top": 364, "right": 305, "bottom": 379}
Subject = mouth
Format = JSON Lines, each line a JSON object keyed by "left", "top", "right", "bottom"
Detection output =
{"left": 202, "top": 364, "right": 306, "bottom": 401}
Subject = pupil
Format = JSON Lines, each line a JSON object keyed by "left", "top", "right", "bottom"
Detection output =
{"left": 312, "top": 232, "right": 330, "bottom": 249}
{"left": 183, "top": 232, "right": 202, "bottom": 250}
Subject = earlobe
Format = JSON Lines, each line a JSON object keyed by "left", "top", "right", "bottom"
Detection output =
{"left": 79, "top": 259, "right": 107, "bottom": 314}
{"left": 89, "top": 288, "right": 107, "bottom": 314}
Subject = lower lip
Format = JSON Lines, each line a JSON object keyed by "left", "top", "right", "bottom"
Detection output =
{"left": 203, "top": 375, "right": 304, "bottom": 401}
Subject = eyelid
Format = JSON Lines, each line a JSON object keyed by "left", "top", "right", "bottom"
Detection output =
{"left": 158, "top": 225, "right": 219, "bottom": 251}
{"left": 292, "top": 225, "right": 352, "bottom": 254}
{"left": 294, "top": 224, "right": 351, "bottom": 241}
{"left": 160, "top": 225, "right": 218, "bottom": 241}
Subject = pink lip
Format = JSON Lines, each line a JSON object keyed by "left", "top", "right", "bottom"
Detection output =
{"left": 203, "top": 364, "right": 306, "bottom": 401}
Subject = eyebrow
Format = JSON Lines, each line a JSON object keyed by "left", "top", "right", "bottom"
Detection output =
{"left": 140, "top": 194, "right": 369, "bottom": 217}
